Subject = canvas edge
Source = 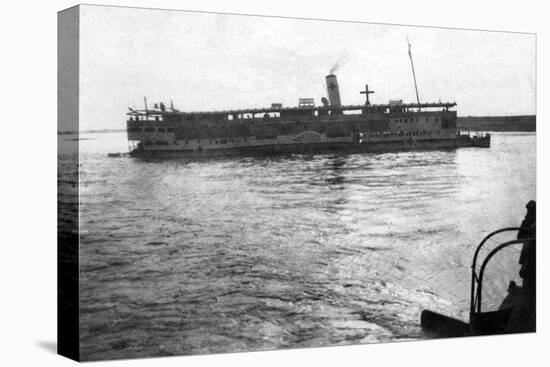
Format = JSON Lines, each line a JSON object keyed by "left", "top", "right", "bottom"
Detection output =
{"left": 57, "top": 4, "right": 80, "bottom": 362}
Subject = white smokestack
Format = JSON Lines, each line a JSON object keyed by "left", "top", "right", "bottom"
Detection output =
{"left": 325, "top": 74, "right": 341, "bottom": 107}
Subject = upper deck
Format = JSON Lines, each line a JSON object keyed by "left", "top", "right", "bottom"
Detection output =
{"left": 127, "top": 101, "right": 457, "bottom": 124}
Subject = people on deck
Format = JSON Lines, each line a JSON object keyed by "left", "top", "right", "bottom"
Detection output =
{"left": 518, "top": 200, "right": 536, "bottom": 297}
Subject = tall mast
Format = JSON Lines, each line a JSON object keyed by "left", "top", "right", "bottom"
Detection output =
{"left": 407, "top": 38, "right": 420, "bottom": 105}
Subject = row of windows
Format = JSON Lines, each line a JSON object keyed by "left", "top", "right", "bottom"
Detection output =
{"left": 142, "top": 138, "right": 250, "bottom": 147}
{"left": 142, "top": 130, "right": 446, "bottom": 147}
{"left": 363, "top": 130, "right": 441, "bottom": 138}
{"left": 182, "top": 138, "right": 248, "bottom": 145}
{"left": 130, "top": 116, "right": 164, "bottom": 122}
{"left": 391, "top": 117, "right": 440, "bottom": 124}
{"left": 132, "top": 114, "right": 448, "bottom": 125}
{"left": 180, "top": 113, "right": 283, "bottom": 122}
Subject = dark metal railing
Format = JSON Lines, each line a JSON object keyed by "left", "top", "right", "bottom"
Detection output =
{"left": 126, "top": 102, "right": 457, "bottom": 117}
{"left": 470, "top": 228, "right": 519, "bottom": 314}
{"left": 470, "top": 227, "right": 533, "bottom": 314}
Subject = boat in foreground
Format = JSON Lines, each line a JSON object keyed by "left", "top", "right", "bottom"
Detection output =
{"left": 421, "top": 227, "right": 536, "bottom": 337}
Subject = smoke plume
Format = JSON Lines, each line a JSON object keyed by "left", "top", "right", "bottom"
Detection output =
{"left": 329, "top": 53, "right": 348, "bottom": 74}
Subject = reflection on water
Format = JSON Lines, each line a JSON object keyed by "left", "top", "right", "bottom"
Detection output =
{"left": 62, "top": 132, "right": 535, "bottom": 360}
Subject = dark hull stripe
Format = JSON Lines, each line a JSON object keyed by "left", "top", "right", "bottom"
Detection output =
{"left": 129, "top": 137, "right": 490, "bottom": 158}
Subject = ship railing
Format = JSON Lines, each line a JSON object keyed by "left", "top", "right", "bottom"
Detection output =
{"left": 127, "top": 108, "right": 168, "bottom": 117}
{"left": 469, "top": 233, "right": 534, "bottom": 335}
{"left": 126, "top": 102, "right": 457, "bottom": 117}
{"left": 469, "top": 227, "right": 531, "bottom": 315}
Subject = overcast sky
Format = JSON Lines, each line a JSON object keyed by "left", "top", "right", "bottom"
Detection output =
{"left": 79, "top": 5, "right": 535, "bottom": 131}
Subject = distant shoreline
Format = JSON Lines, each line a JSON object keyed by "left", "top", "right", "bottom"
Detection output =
{"left": 58, "top": 129, "right": 125, "bottom": 135}
{"left": 58, "top": 115, "right": 536, "bottom": 135}
{"left": 457, "top": 115, "right": 535, "bottom": 132}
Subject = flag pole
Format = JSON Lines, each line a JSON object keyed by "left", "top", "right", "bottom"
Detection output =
{"left": 407, "top": 38, "right": 421, "bottom": 105}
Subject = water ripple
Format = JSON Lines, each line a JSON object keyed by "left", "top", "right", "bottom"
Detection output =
{"left": 67, "top": 132, "right": 536, "bottom": 360}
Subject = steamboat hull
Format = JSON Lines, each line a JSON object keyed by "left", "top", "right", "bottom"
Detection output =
{"left": 128, "top": 135, "right": 490, "bottom": 159}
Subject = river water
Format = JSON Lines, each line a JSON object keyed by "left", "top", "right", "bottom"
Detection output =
{"left": 60, "top": 131, "right": 535, "bottom": 360}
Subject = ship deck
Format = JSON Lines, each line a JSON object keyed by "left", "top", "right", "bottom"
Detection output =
{"left": 127, "top": 102, "right": 457, "bottom": 117}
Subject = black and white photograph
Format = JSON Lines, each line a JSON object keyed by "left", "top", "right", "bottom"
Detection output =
{"left": 55, "top": 4, "right": 539, "bottom": 362}
{"left": 5, "top": 0, "right": 550, "bottom": 365}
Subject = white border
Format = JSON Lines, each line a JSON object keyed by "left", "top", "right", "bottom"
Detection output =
{"left": 1, "top": 1, "right": 546, "bottom": 366}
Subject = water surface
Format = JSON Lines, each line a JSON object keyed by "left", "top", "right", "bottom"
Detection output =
{"left": 61, "top": 132, "right": 536, "bottom": 360}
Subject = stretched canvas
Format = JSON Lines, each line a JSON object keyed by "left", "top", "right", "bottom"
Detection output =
{"left": 58, "top": 4, "right": 536, "bottom": 362}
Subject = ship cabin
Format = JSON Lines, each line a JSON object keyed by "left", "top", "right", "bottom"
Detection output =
{"left": 126, "top": 98, "right": 460, "bottom": 153}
